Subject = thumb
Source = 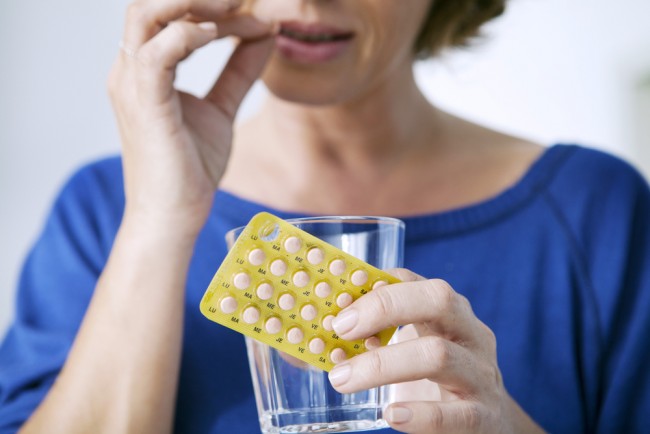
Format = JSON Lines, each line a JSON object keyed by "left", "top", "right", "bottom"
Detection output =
{"left": 204, "top": 36, "right": 275, "bottom": 119}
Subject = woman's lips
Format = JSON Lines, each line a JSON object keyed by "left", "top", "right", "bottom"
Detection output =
{"left": 276, "top": 21, "right": 355, "bottom": 64}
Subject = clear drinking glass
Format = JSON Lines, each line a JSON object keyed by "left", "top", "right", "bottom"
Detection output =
{"left": 225, "top": 216, "right": 405, "bottom": 434}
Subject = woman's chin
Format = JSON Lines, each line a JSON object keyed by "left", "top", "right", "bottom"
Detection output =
{"left": 261, "top": 68, "right": 356, "bottom": 107}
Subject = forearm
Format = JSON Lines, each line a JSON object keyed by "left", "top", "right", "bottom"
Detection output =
{"left": 21, "top": 215, "right": 196, "bottom": 434}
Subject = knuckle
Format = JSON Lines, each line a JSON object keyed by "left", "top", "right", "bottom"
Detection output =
{"left": 426, "top": 404, "right": 445, "bottom": 429}
{"left": 134, "top": 46, "right": 155, "bottom": 68}
{"left": 457, "top": 294, "right": 472, "bottom": 311}
{"left": 420, "top": 336, "right": 450, "bottom": 370}
{"left": 462, "top": 403, "right": 484, "bottom": 429}
{"left": 373, "top": 286, "right": 397, "bottom": 320}
{"left": 428, "top": 279, "right": 455, "bottom": 309}
{"left": 480, "top": 322, "right": 497, "bottom": 352}
{"left": 365, "top": 349, "right": 386, "bottom": 379}
{"left": 126, "top": 1, "right": 147, "bottom": 25}
{"left": 168, "top": 21, "right": 189, "bottom": 40}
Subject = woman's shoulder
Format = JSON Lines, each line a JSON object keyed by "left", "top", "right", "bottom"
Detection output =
{"left": 48, "top": 155, "right": 126, "bottom": 235}
{"left": 544, "top": 144, "right": 649, "bottom": 209}
{"left": 63, "top": 155, "right": 124, "bottom": 190}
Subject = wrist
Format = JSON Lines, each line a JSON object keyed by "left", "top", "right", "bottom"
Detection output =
{"left": 120, "top": 209, "right": 203, "bottom": 253}
{"left": 502, "top": 393, "right": 546, "bottom": 434}
{"left": 122, "top": 206, "right": 207, "bottom": 246}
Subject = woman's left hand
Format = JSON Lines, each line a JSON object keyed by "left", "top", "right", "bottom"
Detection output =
{"left": 328, "top": 269, "right": 545, "bottom": 434}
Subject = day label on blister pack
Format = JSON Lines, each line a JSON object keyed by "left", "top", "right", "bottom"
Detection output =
{"left": 200, "top": 212, "right": 400, "bottom": 372}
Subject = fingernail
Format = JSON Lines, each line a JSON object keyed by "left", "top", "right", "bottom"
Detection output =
{"left": 198, "top": 22, "right": 217, "bottom": 34}
{"left": 328, "top": 363, "right": 352, "bottom": 387}
{"left": 332, "top": 309, "right": 358, "bottom": 335}
{"left": 386, "top": 406, "right": 412, "bottom": 424}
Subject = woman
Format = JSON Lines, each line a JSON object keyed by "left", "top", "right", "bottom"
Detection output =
{"left": 1, "top": 0, "right": 649, "bottom": 432}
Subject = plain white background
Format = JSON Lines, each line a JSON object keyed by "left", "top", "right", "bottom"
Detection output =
{"left": 1, "top": 0, "right": 650, "bottom": 335}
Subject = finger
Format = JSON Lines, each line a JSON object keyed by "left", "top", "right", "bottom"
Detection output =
{"left": 123, "top": 0, "right": 242, "bottom": 47}
{"left": 215, "top": 14, "right": 277, "bottom": 40}
{"left": 136, "top": 20, "right": 218, "bottom": 70}
{"left": 332, "top": 277, "right": 481, "bottom": 346}
{"left": 385, "top": 268, "right": 427, "bottom": 283}
{"left": 328, "top": 336, "right": 488, "bottom": 395}
{"left": 204, "top": 36, "right": 275, "bottom": 119}
{"left": 132, "top": 20, "right": 218, "bottom": 103}
{"left": 385, "top": 401, "right": 486, "bottom": 434}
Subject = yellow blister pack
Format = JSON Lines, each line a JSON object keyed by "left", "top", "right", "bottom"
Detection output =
{"left": 200, "top": 212, "right": 400, "bottom": 372}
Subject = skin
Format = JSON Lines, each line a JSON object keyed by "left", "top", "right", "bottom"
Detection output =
{"left": 20, "top": 0, "right": 546, "bottom": 433}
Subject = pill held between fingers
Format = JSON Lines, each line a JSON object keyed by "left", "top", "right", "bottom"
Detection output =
{"left": 219, "top": 296, "right": 238, "bottom": 314}
{"left": 336, "top": 292, "right": 353, "bottom": 308}
{"left": 233, "top": 272, "right": 251, "bottom": 290}
{"left": 270, "top": 259, "right": 288, "bottom": 276}
{"left": 284, "top": 236, "right": 302, "bottom": 254}
{"left": 329, "top": 259, "right": 346, "bottom": 276}
{"left": 287, "top": 326, "right": 304, "bottom": 344}
{"left": 265, "top": 317, "right": 283, "bottom": 334}
{"left": 309, "top": 337, "right": 325, "bottom": 354}
{"left": 292, "top": 270, "right": 310, "bottom": 288}
{"left": 307, "top": 248, "right": 324, "bottom": 265}
{"left": 322, "top": 314, "right": 335, "bottom": 331}
{"left": 350, "top": 269, "right": 368, "bottom": 286}
{"left": 364, "top": 336, "right": 381, "bottom": 350}
{"left": 315, "top": 281, "right": 332, "bottom": 298}
{"left": 278, "top": 293, "right": 296, "bottom": 310}
{"left": 330, "top": 348, "right": 347, "bottom": 364}
{"left": 242, "top": 306, "right": 260, "bottom": 324}
{"left": 256, "top": 282, "right": 274, "bottom": 300}
{"left": 372, "top": 280, "right": 388, "bottom": 290}
{"left": 300, "top": 304, "right": 318, "bottom": 321}
{"left": 248, "top": 249, "right": 266, "bottom": 266}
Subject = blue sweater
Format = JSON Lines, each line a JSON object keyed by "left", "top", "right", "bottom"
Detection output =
{"left": 1, "top": 145, "right": 649, "bottom": 433}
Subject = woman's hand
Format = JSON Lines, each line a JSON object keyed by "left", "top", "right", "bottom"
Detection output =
{"left": 328, "top": 269, "right": 545, "bottom": 434}
{"left": 108, "top": 0, "right": 275, "bottom": 239}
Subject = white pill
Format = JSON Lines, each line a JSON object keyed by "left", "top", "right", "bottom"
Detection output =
{"left": 330, "top": 348, "right": 347, "bottom": 364}
{"left": 233, "top": 272, "right": 251, "bottom": 290}
{"left": 364, "top": 336, "right": 381, "bottom": 350}
{"left": 322, "top": 314, "right": 335, "bottom": 331}
{"left": 307, "top": 248, "right": 324, "bottom": 265}
{"left": 300, "top": 304, "right": 318, "bottom": 321}
{"left": 351, "top": 269, "right": 368, "bottom": 286}
{"left": 329, "top": 259, "right": 346, "bottom": 276}
{"left": 292, "top": 270, "right": 310, "bottom": 288}
{"left": 248, "top": 249, "right": 266, "bottom": 266}
{"left": 256, "top": 283, "right": 274, "bottom": 300}
{"left": 265, "top": 317, "right": 282, "bottom": 334}
{"left": 372, "top": 280, "right": 388, "bottom": 290}
{"left": 336, "top": 292, "right": 353, "bottom": 309}
{"left": 309, "top": 338, "right": 325, "bottom": 355}
{"left": 270, "top": 259, "right": 288, "bottom": 276}
{"left": 219, "top": 296, "right": 238, "bottom": 314}
{"left": 287, "top": 327, "right": 304, "bottom": 344}
{"left": 278, "top": 293, "right": 296, "bottom": 311}
{"left": 284, "top": 236, "right": 302, "bottom": 254}
{"left": 242, "top": 306, "right": 260, "bottom": 324}
{"left": 315, "top": 281, "right": 332, "bottom": 298}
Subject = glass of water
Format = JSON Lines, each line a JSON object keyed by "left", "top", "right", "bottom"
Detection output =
{"left": 226, "top": 216, "right": 405, "bottom": 433}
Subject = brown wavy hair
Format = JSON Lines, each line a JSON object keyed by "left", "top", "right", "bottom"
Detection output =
{"left": 415, "top": 0, "right": 507, "bottom": 58}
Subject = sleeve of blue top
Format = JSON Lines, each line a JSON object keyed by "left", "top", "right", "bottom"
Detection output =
{"left": 547, "top": 149, "right": 650, "bottom": 433}
{"left": 0, "top": 166, "right": 108, "bottom": 433}
{"left": 594, "top": 165, "right": 650, "bottom": 433}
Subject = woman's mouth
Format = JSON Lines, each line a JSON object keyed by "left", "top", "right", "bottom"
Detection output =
{"left": 276, "top": 22, "right": 355, "bottom": 64}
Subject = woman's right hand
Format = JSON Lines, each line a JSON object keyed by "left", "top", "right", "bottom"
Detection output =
{"left": 108, "top": 0, "right": 275, "bottom": 239}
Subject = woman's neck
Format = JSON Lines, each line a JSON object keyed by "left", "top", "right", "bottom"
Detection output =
{"left": 222, "top": 63, "right": 541, "bottom": 215}
{"left": 258, "top": 64, "right": 441, "bottom": 177}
